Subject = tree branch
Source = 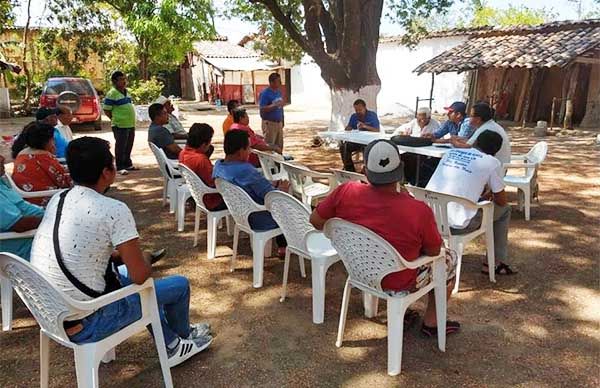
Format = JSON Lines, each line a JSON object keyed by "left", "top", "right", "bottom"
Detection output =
{"left": 317, "top": 1, "right": 337, "bottom": 53}
{"left": 340, "top": 0, "right": 361, "bottom": 62}
{"left": 250, "top": 0, "right": 310, "bottom": 52}
{"left": 302, "top": 0, "right": 325, "bottom": 53}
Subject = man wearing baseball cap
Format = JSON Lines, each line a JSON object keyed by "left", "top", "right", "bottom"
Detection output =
{"left": 36, "top": 107, "right": 69, "bottom": 159}
{"left": 427, "top": 101, "right": 473, "bottom": 141}
{"left": 310, "top": 139, "right": 460, "bottom": 337}
{"left": 154, "top": 95, "right": 188, "bottom": 140}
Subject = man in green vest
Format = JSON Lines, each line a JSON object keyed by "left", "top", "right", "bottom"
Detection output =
{"left": 103, "top": 71, "right": 137, "bottom": 175}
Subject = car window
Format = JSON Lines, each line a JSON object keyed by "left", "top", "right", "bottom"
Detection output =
{"left": 45, "top": 79, "right": 94, "bottom": 95}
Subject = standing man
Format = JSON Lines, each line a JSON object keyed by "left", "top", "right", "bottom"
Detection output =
{"left": 103, "top": 71, "right": 137, "bottom": 175}
{"left": 340, "top": 99, "right": 380, "bottom": 172}
{"left": 259, "top": 73, "right": 285, "bottom": 151}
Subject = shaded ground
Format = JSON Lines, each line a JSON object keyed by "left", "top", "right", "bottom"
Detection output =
{"left": 0, "top": 105, "right": 599, "bottom": 387}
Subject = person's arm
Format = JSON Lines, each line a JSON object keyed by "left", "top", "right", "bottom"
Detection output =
{"left": 493, "top": 189, "right": 508, "bottom": 207}
{"left": 309, "top": 209, "right": 328, "bottom": 231}
{"left": 165, "top": 143, "right": 182, "bottom": 157}
{"left": 487, "top": 168, "right": 507, "bottom": 206}
{"left": 259, "top": 92, "right": 283, "bottom": 114}
{"left": 10, "top": 216, "right": 42, "bottom": 233}
{"left": 420, "top": 206, "right": 443, "bottom": 257}
{"left": 45, "top": 156, "right": 72, "bottom": 188}
{"left": 172, "top": 132, "right": 188, "bottom": 140}
{"left": 104, "top": 110, "right": 112, "bottom": 119}
{"left": 450, "top": 137, "right": 471, "bottom": 148}
{"left": 345, "top": 114, "right": 357, "bottom": 131}
{"left": 358, "top": 123, "right": 379, "bottom": 132}
{"left": 246, "top": 167, "right": 277, "bottom": 200}
{"left": 430, "top": 121, "right": 450, "bottom": 139}
{"left": 309, "top": 185, "right": 343, "bottom": 230}
{"left": 116, "top": 238, "right": 151, "bottom": 285}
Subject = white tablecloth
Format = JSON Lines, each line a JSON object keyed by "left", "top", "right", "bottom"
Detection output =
{"left": 318, "top": 131, "right": 451, "bottom": 158}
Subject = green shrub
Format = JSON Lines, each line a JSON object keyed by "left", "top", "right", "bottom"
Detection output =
{"left": 128, "top": 78, "right": 164, "bottom": 104}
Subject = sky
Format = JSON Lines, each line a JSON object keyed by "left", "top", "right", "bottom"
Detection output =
{"left": 14, "top": 0, "right": 593, "bottom": 43}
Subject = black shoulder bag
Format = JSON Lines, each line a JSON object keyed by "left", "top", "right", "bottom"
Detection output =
{"left": 391, "top": 135, "right": 433, "bottom": 147}
{"left": 53, "top": 189, "right": 121, "bottom": 299}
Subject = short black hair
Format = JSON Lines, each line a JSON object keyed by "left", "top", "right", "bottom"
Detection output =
{"left": 268, "top": 73, "right": 281, "bottom": 83}
{"left": 111, "top": 71, "right": 125, "bottom": 82}
{"left": 67, "top": 137, "right": 114, "bottom": 185}
{"left": 471, "top": 102, "right": 494, "bottom": 122}
{"left": 474, "top": 130, "right": 503, "bottom": 156}
{"left": 353, "top": 99, "right": 366, "bottom": 107}
{"left": 187, "top": 123, "right": 214, "bottom": 148}
{"left": 148, "top": 103, "right": 166, "bottom": 122}
{"left": 232, "top": 107, "right": 247, "bottom": 123}
{"left": 227, "top": 99, "right": 239, "bottom": 114}
{"left": 24, "top": 122, "right": 55, "bottom": 151}
{"left": 11, "top": 121, "right": 37, "bottom": 158}
{"left": 224, "top": 130, "right": 249, "bottom": 155}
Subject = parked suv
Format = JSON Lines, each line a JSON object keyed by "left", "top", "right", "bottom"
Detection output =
{"left": 40, "top": 77, "right": 102, "bottom": 130}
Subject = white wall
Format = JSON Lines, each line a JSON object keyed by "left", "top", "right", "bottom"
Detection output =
{"left": 290, "top": 36, "right": 469, "bottom": 117}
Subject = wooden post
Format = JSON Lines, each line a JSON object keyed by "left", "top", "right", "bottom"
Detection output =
{"left": 564, "top": 63, "right": 580, "bottom": 129}
{"left": 515, "top": 69, "right": 531, "bottom": 123}
{"left": 429, "top": 72, "right": 435, "bottom": 109}
{"left": 550, "top": 97, "right": 556, "bottom": 130}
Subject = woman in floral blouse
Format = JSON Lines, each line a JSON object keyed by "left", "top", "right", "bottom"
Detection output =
{"left": 12, "top": 122, "right": 72, "bottom": 206}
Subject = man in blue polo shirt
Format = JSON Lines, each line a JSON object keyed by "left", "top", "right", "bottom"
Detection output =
{"left": 259, "top": 73, "right": 285, "bottom": 151}
{"left": 427, "top": 101, "right": 473, "bottom": 141}
{"left": 340, "top": 99, "right": 380, "bottom": 172}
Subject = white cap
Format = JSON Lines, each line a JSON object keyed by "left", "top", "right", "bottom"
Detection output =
{"left": 364, "top": 139, "right": 404, "bottom": 185}
{"left": 154, "top": 95, "right": 169, "bottom": 105}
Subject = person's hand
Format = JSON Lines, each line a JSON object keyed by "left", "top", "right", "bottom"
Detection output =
{"left": 356, "top": 122, "right": 363, "bottom": 130}
{"left": 421, "top": 133, "right": 434, "bottom": 139}
{"left": 205, "top": 144, "right": 215, "bottom": 158}
{"left": 272, "top": 145, "right": 282, "bottom": 154}
{"left": 450, "top": 137, "right": 463, "bottom": 147}
{"left": 276, "top": 180, "right": 290, "bottom": 192}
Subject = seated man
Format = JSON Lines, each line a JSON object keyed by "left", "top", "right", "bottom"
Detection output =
{"left": 36, "top": 107, "right": 69, "bottom": 159}
{"left": 340, "top": 99, "right": 380, "bottom": 172}
{"left": 56, "top": 106, "right": 74, "bottom": 142}
{"left": 451, "top": 101, "right": 511, "bottom": 176}
{"left": 30, "top": 137, "right": 212, "bottom": 367}
{"left": 155, "top": 96, "right": 188, "bottom": 140}
{"left": 179, "top": 123, "right": 226, "bottom": 211}
{"left": 213, "top": 130, "right": 287, "bottom": 257}
{"left": 0, "top": 154, "right": 44, "bottom": 260}
{"left": 310, "top": 139, "right": 459, "bottom": 336}
{"left": 222, "top": 99, "right": 240, "bottom": 135}
{"left": 229, "top": 107, "right": 281, "bottom": 167}
{"left": 427, "top": 130, "right": 514, "bottom": 274}
{"left": 393, "top": 106, "right": 440, "bottom": 137}
{"left": 427, "top": 101, "right": 473, "bottom": 142}
{"left": 148, "top": 103, "right": 182, "bottom": 159}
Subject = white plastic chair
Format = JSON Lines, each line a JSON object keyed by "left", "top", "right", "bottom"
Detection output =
{"left": 406, "top": 185, "right": 495, "bottom": 294}
{"left": 252, "top": 149, "right": 288, "bottom": 181}
{"left": 179, "top": 164, "right": 232, "bottom": 259}
{"left": 148, "top": 143, "right": 192, "bottom": 230}
{"left": 215, "top": 178, "right": 282, "bottom": 288}
{"left": 503, "top": 141, "right": 548, "bottom": 221}
{"left": 0, "top": 253, "right": 173, "bottom": 388}
{"left": 4, "top": 172, "right": 61, "bottom": 200}
{"left": 264, "top": 191, "right": 339, "bottom": 324}
{"left": 323, "top": 218, "right": 447, "bottom": 376}
{"left": 0, "top": 229, "right": 36, "bottom": 331}
{"left": 280, "top": 161, "right": 334, "bottom": 207}
{"left": 330, "top": 168, "right": 369, "bottom": 188}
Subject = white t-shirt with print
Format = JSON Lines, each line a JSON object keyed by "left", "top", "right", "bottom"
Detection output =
{"left": 467, "top": 119, "right": 511, "bottom": 176}
{"left": 426, "top": 148, "right": 505, "bottom": 228}
{"left": 30, "top": 186, "right": 139, "bottom": 304}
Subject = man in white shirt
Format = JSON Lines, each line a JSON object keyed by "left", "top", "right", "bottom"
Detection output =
{"left": 427, "top": 130, "right": 515, "bottom": 275}
{"left": 56, "top": 106, "right": 74, "bottom": 142}
{"left": 393, "top": 106, "right": 440, "bottom": 137}
{"left": 451, "top": 102, "right": 511, "bottom": 176}
{"left": 155, "top": 95, "right": 188, "bottom": 140}
{"left": 30, "top": 137, "right": 212, "bottom": 367}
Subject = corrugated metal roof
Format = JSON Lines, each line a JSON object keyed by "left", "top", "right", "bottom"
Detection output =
{"left": 193, "top": 40, "right": 261, "bottom": 58}
{"left": 414, "top": 19, "right": 600, "bottom": 74}
{"left": 203, "top": 56, "right": 279, "bottom": 72}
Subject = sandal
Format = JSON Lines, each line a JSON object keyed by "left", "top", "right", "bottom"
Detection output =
{"left": 421, "top": 320, "right": 461, "bottom": 338}
{"left": 495, "top": 263, "right": 518, "bottom": 275}
{"left": 481, "top": 262, "right": 489, "bottom": 275}
{"left": 150, "top": 248, "right": 167, "bottom": 264}
{"left": 404, "top": 309, "right": 419, "bottom": 330}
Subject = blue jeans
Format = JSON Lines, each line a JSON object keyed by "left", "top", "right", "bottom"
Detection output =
{"left": 69, "top": 266, "right": 190, "bottom": 347}
{"left": 249, "top": 211, "right": 286, "bottom": 247}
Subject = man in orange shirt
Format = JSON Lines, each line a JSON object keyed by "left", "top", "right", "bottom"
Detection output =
{"left": 179, "top": 123, "right": 226, "bottom": 211}
{"left": 222, "top": 100, "right": 240, "bottom": 135}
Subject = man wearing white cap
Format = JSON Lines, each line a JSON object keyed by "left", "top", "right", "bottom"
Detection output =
{"left": 310, "top": 139, "right": 460, "bottom": 337}
{"left": 393, "top": 106, "right": 440, "bottom": 137}
{"left": 155, "top": 95, "right": 188, "bottom": 140}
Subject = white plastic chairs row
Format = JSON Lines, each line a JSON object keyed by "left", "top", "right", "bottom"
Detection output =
{"left": 0, "top": 252, "right": 173, "bottom": 388}
{"left": 252, "top": 149, "right": 288, "bottom": 181}
{"left": 323, "top": 218, "right": 448, "bottom": 376}
{"left": 503, "top": 141, "right": 548, "bottom": 221}
{"left": 407, "top": 186, "right": 495, "bottom": 294}
{"left": 280, "top": 161, "right": 334, "bottom": 207}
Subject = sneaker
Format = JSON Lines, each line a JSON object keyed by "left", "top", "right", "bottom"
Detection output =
{"left": 167, "top": 334, "right": 213, "bottom": 368}
{"left": 118, "top": 169, "right": 129, "bottom": 175}
{"left": 125, "top": 165, "right": 140, "bottom": 171}
{"left": 188, "top": 322, "right": 211, "bottom": 339}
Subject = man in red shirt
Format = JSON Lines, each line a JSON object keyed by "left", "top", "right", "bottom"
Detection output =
{"left": 229, "top": 107, "right": 282, "bottom": 167}
{"left": 178, "top": 123, "right": 226, "bottom": 211}
{"left": 310, "top": 139, "right": 460, "bottom": 336}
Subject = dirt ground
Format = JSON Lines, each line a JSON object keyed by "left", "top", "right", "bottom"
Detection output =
{"left": 0, "top": 104, "right": 598, "bottom": 387}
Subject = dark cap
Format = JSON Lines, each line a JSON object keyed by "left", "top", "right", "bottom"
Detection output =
{"left": 444, "top": 101, "right": 467, "bottom": 115}
{"left": 35, "top": 107, "right": 60, "bottom": 121}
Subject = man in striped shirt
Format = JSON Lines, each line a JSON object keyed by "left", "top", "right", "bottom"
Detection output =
{"left": 103, "top": 71, "right": 137, "bottom": 175}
